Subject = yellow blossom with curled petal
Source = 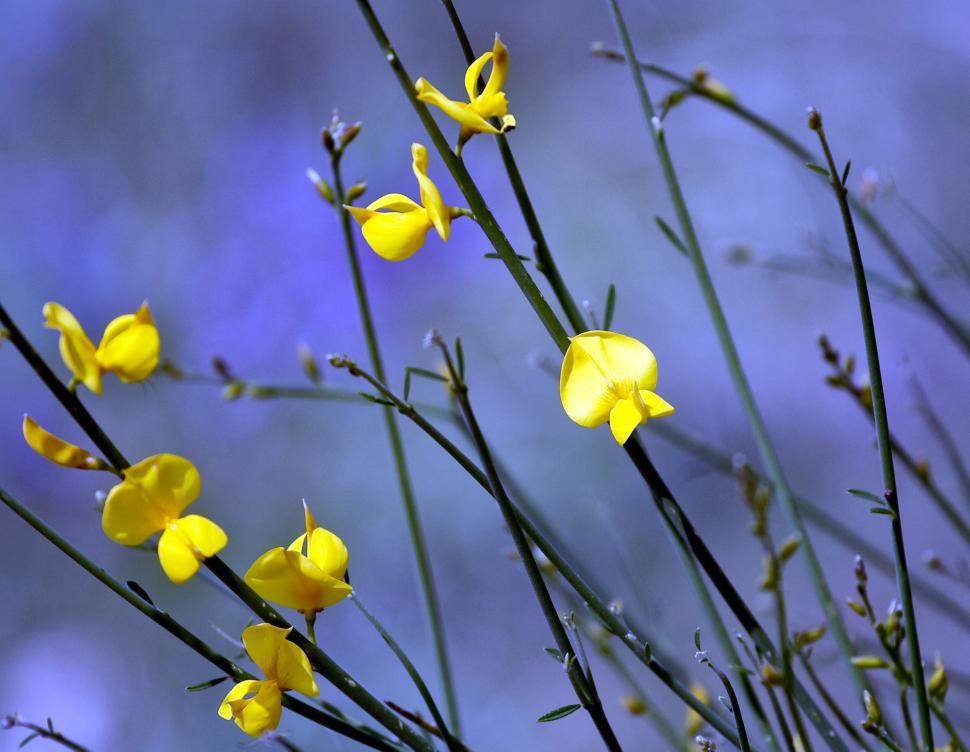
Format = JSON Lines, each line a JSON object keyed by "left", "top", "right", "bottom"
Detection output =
{"left": 560, "top": 330, "right": 675, "bottom": 446}
{"left": 244, "top": 502, "right": 352, "bottom": 615}
{"left": 102, "top": 454, "right": 227, "bottom": 583}
{"left": 415, "top": 34, "right": 516, "bottom": 145}
{"left": 23, "top": 415, "right": 104, "bottom": 470}
{"left": 43, "top": 301, "right": 160, "bottom": 395}
{"left": 345, "top": 144, "right": 463, "bottom": 262}
{"left": 218, "top": 623, "right": 319, "bottom": 736}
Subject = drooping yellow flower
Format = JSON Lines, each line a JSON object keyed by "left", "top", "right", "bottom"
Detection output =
{"left": 244, "top": 502, "right": 352, "bottom": 615}
{"left": 23, "top": 415, "right": 104, "bottom": 470}
{"left": 44, "top": 301, "right": 160, "bottom": 395}
{"left": 415, "top": 34, "right": 516, "bottom": 145}
{"left": 345, "top": 144, "right": 462, "bottom": 262}
{"left": 102, "top": 454, "right": 227, "bottom": 583}
{"left": 560, "top": 331, "right": 675, "bottom": 446}
{"left": 218, "top": 623, "right": 319, "bottom": 737}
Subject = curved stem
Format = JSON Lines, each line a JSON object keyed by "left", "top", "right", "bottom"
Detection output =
{"left": 330, "top": 148, "right": 461, "bottom": 736}
{"left": 812, "top": 115, "right": 934, "bottom": 752}
{"left": 603, "top": 0, "right": 868, "bottom": 712}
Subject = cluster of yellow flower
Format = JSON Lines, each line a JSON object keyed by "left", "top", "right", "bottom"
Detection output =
{"left": 22, "top": 36, "right": 676, "bottom": 742}
{"left": 23, "top": 302, "right": 351, "bottom": 736}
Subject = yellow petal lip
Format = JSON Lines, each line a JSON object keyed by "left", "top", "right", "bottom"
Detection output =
{"left": 43, "top": 302, "right": 101, "bottom": 394}
{"left": 560, "top": 330, "right": 673, "bottom": 439}
{"left": 22, "top": 415, "right": 101, "bottom": 470}
{"left": 157, "top": 514, "right": 227, "bottom": 584}
{"left": 411, "top": 143, "right": 451, "bottom": 242}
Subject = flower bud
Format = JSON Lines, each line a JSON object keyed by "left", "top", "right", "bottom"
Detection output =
{"left": 760, "top": 663, "right": 784, "bottom": 686}
{"left": 792, "top": 625, "right": 826, "bottom": 650}
{"left": 621, "top": 696, "right": 647, "bottom": 716}
{"left": 306, "top": 168, "right": 334, "bottom": 204}
{"left": 807, "top": 107, "right": 823, "bottom": 131}
{"left": 221, "top": 381, "right": 244, "bottom": 401}
{"left": 863, "top": 690, "right": 882, "bottom": 725}
{"left": 345, "top": 181, "right": 367, "bottom": 204}
{"left": 928, "top": 655, "right": 948, "bottom": 703}
{"left": 297, "top": 342, "right": 321, "bottom": 384}
{"left": 851, "top": 656, "right": 891, "bottom": 670}
{"left": 778, "top": 534, "right": 802, "bottom": 563}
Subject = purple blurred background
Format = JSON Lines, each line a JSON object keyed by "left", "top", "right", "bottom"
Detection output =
{"left": 1, "top": 1, "right": 968, "bottom": 749}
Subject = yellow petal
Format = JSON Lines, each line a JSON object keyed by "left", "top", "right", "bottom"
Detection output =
{"left": 22, "top": 415, "right": 100, "bottom": 470}
{"left": 640, "top": 389, "right": 675, "bottom": 419}
{"left": 122, "top": 454, "right": 201, "bottom": 519}
{"left": 415, "top": 78, "right": 499, "bottom": 135}
{"left": 43, "top": 302, "right": 101, "bottom": 394}
{"left": 411, "top": 144, "right": 451, "bottom": 242}
{"left": 157, "top": 515, "right": 227, "bottom": 584}
{"left": 224, "top": 680, "right": 283, "bottom": 737}
{"left": 244, "top": 547, "right": 352, "bottom": 613}
{"left": 481, "top": 35, "right": 509, "bottom": 100}
{"left": 463, "top": 50, "right": 493, "bottom": 101}
{"left": 471, "top": 92, "right": 509, "bottom": 121}
{"left": 275, "top": 639, "right": 319, "bottom": 697}
{"left": 219, "top": 679, "right": 262, "bottom": 720}
{"left": 96, "top": 303, "right": 160, "bottom": 383}
{"left": 101, "top": 480, "right": 167, "bottom": 546}
{"left": 307, "top": 526, "right": 349, "bottom": 579}
{"left": 365, "top": 193, "right": 423, "bottom": 214}
{"left": 242, "top": 623, "right": 292, "bottom": 679}
{"left": 360, "top": 208, "right": 433, "bottom": 262}
{"left": 609, "top": 395, "right": 644, "bottom": 445}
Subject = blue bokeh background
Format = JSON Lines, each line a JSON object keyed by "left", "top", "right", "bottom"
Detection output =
{"left": 1, "top": 1, "right": 968, "bottom": 749}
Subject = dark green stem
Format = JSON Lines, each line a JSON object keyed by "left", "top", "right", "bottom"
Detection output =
{"left": 604, "top": 0, "right": 868, "bottom": 711}
{"left": 931, "top": 702, "right": 968, "bottom": 752}
{"left": 797, "top": 652, "right": 875, "bottom": 752}
{"left": 437, "top": 339, "right": 623, "bottom": 751}
{"left": 1, "top": 717, "right": 90, "bottom": 752}
{"left": 592, "top": 46, "right": 970, "bottom": 358}
{"left": 0, "top": 486, "right": 402, "bottom": 752}
{"left": 329, "top": 148, "right": 460, "bottom": 736}
{"left": 438, "top": 0, "right": 587, "bottom": 334}
{"left": 812, "top": 115, "right": 934, "bottom": 752}
{"left": 350, "top": 593, "right": 465, "bottom": 752}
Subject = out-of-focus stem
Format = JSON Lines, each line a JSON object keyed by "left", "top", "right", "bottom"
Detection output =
{"left": 813, "top": 114, "right": 934, "bottom": 751}
{"left": 329, "top": 149, "right": 461, "bottom": 736}
{"left": 591, "top": 45, "right": 970, "bottom": 358}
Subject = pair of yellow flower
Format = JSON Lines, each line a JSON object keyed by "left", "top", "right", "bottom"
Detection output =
{"left": 346, "top": 35, "right": 513, "bottom": 262}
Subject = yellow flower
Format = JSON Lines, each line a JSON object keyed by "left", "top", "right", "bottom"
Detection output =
{"left": 345, "top": 144, "right": 461, "bottom": 262}
{"left": 415, "top": 34, "right": 516, "bottom": 145}
{"left": 244, "top": 502, "right": 352, "bottom": 615}
{"left": 560, "top": 330, "right": 675, "bottom": 446}
{"left": 43, "top": 301, "right": 160, "bottom": 395}
{"left": 23, "top": 415, "right": 103, "bottom": 470}
{"left": 102, "top": 454, "right": 227, "bottom": 583}
{"left": 218, "top": 623, "right": 319, "bottom": 736}
{"left": 685, "top": 682, "right": 710, "bottom": 736}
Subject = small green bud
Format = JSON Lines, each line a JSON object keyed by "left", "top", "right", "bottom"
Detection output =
{"left": 759, "top": 554, "right": 778, "bottom": 591}
{"left": 792, "top": 625, "right": 827, "bottom": 651}
{"left": 778, "top": 534, "right": 802, "bottom": 563}
{"left": 221, "top": 381, "right": 244, "bottom": 401}
{"left": 928, "top": 655, "right": 948, "bottom": 703}
{"left": 846, "top": 599, "right": 867, "bottom": 617}
{"left": 807, "top": 107, "right": 823, "bottom": 131}
{"left": 306, "top": 168, "right": 334, "bottom": 203}
{"left": 863, "top": 690, "right": 881, "bottom": 724}
{"left": 298, "top": 342, "right": 321, "bottom": 384}
{"left": 345, "top": 181, "right": 367, "bottom": 204}
{"left": 760, "top": 663, "right": 784, "bottom": 686}
{"left": 322, "top": 128, "right": 335, "bottom": 154}
{"left": 621, "top": 696, "right": 647, "bottom": 716}
{"left": 851, "top": 656, "right": 891, "bottom": 670}
{"left": 340, "top": 122, "right": 362, "bottom": 148}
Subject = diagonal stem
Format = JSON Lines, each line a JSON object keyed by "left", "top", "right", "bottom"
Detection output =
{"left": 329, "top": 147, "right": 461, "bottom": 736}
{"left": 812, "top": 113, "right": 934, "bottom": 751}
{"left": 603, "top": 0, "right": 869, "bottom": 710}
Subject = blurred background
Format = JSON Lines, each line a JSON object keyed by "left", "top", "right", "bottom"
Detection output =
{"left": 1, "top": 0, "right": 968, "bottom": 749}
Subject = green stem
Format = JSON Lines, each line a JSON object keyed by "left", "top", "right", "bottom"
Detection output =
{"left": 931, "top": 702, "right": 968, "bottom": 752}
{"left": 436, "top": 339, "right": 623, "bottom": 751}
{"left": 350, "top": 593, "right": 465, "bottom": 752}
{"left": 330, "top": 148, "right": 461, "bottom": 736}
{"left": 332, "top": 356, "right": 749, "bottom": 748}
{"left": 0, "top": 486, "right": 402, "bottom": 752}
{"left": 771, "top": 578, "right": 811, "bottom": 752}
{"left": 797, "top": 652, "right": 875, "bottom": 752}
{"left": 812, "top": 115, "right": 934, "bottom": 752}
{"left": 437, "top": 0, "right": 587, "bottom": 334}
{"left": 592, "top": 46, "right": 970, "bottom": 358}
{"left": 651, "top": 421, "right": 970, "bottom": 631}
{"left": 1, "top": 717, "right": 90, "bottom": 752}
{"left": 604, "top": 0, "right": 869, "bottom": 709}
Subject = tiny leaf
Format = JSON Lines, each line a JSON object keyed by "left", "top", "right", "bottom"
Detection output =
{"left": 603, "top": 284, "right": 617, "bottom": 331}
{"left": 544, "top": 647, "right": 564, "bottom": 663}
{"left": 358, "top": 392, "right": 394, "bottom": 407}
{"left": 483, "top": 252, "right": 531, "bottom": 262}
{"left": 841, "top": 160, "right": 852, "bottom": 186}
{"left": 455, "top": 337, "right": 465, "bottom": 380}
{"left": 537, "top": 704, "right": 581, "bottom": 723}
{"left": 805, "top": 162, "right": 830, "bottom": 176}
{"left": 693, "top": 628, "right": 702, "bottom": 651}
{"left": 848, "top": 488, "right": 886, "bottom": 506}
{"left": 19, "top": 733, "right": 39, "bottom": 749}
{"left": 186, "top": 676, "right": 229, "bottom": 692}
{"left": 655, "top": 217, "right": 689, "bottom": 257}
{"left": 870, "top": 507, "right": 896, "bottom": 517}
{"left": 127, "top": 580, "right": 154, "bottom": 606}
